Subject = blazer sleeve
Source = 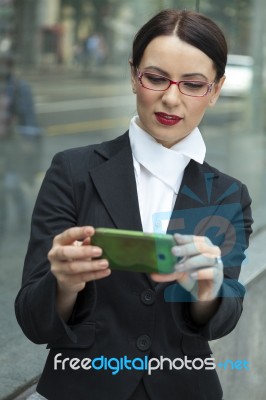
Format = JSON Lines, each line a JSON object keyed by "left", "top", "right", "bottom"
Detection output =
{"left": 15, "top": 151, "right": 97, "bottom": 345}
{"left": 173, "top": 182, "right": 253, "bottom": 341}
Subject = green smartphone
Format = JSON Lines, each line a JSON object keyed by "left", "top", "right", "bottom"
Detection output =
{"left": 91, "top": 228, "right": 180, "bottom": 274}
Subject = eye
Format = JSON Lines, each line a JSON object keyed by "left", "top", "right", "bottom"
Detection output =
{"left": 144, "top": 73, "right": 169, "bottom": 85}
{"left": 182, "top": 81, "right": 207, "bottom": 90}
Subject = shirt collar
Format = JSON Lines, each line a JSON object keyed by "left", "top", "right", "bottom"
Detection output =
{"left": 129, "top": 116, "right": 206, "bottom": 192}
{"left": 129, "top": 115, "right": 206, "bottom": 159}
{"left": 170, "top": 124, "right": 206, "bottom": 164}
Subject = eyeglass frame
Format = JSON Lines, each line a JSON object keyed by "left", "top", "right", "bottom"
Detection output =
{"left": 136, "top": 68, "right": 215, "bottom": 97}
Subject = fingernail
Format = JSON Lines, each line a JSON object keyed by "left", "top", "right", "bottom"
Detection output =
{"left": 175, "top": 263, "right": 185, "bottom": 272}
{"left": 174, "top": 233, "right": 182, "bottom": 242}
{"left": 99, "top": 260, "right": 109, "bottom": 268}
{"left": 92, "top": 247, "right": 102, "bottom": 256}
{"left": 84, "top": 226, "right": 94, "bottom": 235}
{"left": 190, "top": 272, "right": 198, "bottom": 279}
{"left": 172, "top": 246, "right": 181, "bottom": 256}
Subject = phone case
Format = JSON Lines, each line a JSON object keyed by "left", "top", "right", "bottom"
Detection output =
{"left": 91, "top": 228, "right": 179, "bottom": 274}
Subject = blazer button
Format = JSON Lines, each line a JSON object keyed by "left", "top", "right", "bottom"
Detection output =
{"left": 136, "top": 335, "right": 151, "bottom": 351}
{"left": 141, "top": 289, "right": 155, "bottom": 305}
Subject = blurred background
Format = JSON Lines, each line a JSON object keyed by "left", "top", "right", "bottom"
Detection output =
{"left": 0, "top": 0, "right": 265, "bottom": 399}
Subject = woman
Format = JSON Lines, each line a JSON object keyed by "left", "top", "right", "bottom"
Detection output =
{"left": 15, "top": 9, "right": 253, "bottom": 400}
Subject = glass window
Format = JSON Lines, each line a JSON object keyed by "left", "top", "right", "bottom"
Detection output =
{"left": 0, "top": 1, "right": 264, "bottom": 398}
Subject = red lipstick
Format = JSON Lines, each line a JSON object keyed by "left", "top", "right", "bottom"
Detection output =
{"left": 155, "top": 112, "right": 182, "bottom": 126}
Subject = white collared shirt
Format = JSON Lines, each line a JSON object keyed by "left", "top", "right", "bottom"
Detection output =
{"left": 129, "top": 116, "right": 206, "bottom": 233}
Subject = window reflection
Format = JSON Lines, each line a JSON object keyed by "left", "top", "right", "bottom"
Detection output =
{"left": 0, "top": 1, "right": 265, "bottom": 399}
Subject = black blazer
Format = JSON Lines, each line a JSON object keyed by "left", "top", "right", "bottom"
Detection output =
{"left": 15, "top": 132, "right": 253, "bottom": 400}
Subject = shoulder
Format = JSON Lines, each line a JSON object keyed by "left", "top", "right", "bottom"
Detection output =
{"left": 204, "top": 162, "right": 251, "bottom": 196}
{"left": 189, "top": 159, "right": 245, "bottom": 187}
{"left": 52, "top": 131, "right": 130, "bottom": 169}
{"left": 186, "top": 160, "right": 251, "bottom": 204}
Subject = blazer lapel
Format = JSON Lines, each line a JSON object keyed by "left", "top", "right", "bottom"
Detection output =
{"left": 89, "top": 133, "right": 160, "bottom": 288}
{"left": 167, "top": 160, "right": 220, "bottom": 235}
{"left": 89, "top": 133, "right": 143, "bottom": 231}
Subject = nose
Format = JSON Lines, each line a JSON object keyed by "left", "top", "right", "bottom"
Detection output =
{"left": 161, "top": 83, "right": 182, "bottom": 108}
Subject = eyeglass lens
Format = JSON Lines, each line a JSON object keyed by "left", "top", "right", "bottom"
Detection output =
{"left": 140, "top": 72, "right": 210, "bottom": 96}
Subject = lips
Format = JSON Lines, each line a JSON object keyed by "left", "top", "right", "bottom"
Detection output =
{"left": 155, "top": 112, "right": 182, "bottom": 126}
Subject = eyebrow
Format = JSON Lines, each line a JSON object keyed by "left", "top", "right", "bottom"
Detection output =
{"left": 142, "top": 65, "right": 209, "bottom": 81}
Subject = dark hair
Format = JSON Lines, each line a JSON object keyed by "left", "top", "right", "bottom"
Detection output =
{"left": 131, "top": 9, "right": 227, "bottom": 81}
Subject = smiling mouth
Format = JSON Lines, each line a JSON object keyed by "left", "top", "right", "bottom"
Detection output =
{"left": 155, "top": 112, "right": 182, "bottom": 126}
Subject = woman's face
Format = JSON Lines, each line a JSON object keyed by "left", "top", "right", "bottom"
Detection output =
{"left": 131, "top": 35, "right": 225, "bottom": 148}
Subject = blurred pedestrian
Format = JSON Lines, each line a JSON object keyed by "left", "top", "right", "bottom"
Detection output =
{"left": 84, "top": 32, "right": 108, "bottom": 72}
{"left": 0, "top": 52, "right": 42, "bottom": 236}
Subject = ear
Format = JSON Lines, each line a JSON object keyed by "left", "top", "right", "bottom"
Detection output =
{"left": 208, "top": 75, "right": 226, "bottom": 107}
{"left": 129, "top": 60, "right": 137, "bottom": 94}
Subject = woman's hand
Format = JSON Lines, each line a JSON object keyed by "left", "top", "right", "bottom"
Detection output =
{"left": 48, "top": 226, "right": 111, "bottom": 320}
{"left": 151, "top": 234, "right": 223, "bottom": 302}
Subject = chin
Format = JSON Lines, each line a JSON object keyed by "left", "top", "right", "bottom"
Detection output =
{"left": 155, "top": 137, "right": 179, "bottom": 148}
